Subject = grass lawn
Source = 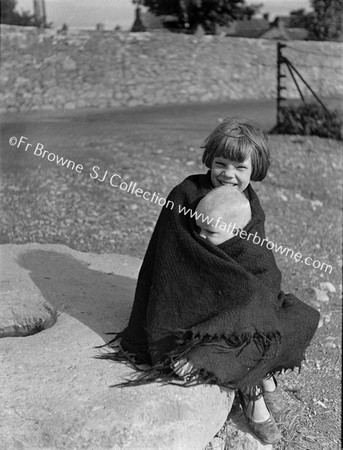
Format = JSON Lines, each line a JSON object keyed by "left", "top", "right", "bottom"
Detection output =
{"left": 0, "top": 109, "right": 341, "bottom": 449}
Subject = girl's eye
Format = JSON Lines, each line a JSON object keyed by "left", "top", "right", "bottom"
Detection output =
{"left": 237, "top": 166, "right": 247, "bottom": 170}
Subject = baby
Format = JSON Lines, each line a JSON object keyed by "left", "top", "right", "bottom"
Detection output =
{"left": 174, "top": 185, "right": 251, "bottom": 377}
{"left": 195, "top": 185, "right": 251, "bottom": 245}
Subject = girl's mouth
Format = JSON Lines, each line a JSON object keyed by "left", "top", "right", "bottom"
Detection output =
{"left": 219, "top": 180, "right": 237, "bottom": 187}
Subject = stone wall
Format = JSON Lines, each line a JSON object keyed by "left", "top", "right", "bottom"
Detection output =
{"left": 1, "top": 24, "right": 342, "bottom": 112}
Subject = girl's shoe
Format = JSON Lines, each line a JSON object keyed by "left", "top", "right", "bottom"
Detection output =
{"left": 263, "top": 376, "right": 287, "bottom": 415}
{"left": 238, "top": 388, "right": 282, "bottom": 445}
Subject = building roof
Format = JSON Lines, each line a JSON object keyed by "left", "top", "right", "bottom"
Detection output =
{"left": 259, "top": 18, "right": 308, "bottom": 41}
{"left": 137, "top": 11, "right": 309, "bottom": 40}
{"left": 274, "top": 15, "right": 308, "bottom": 28}
{"left": 140, "top": 11, "right": 178, "bottom": 30}
{"left": 285, "top": 28, "right": 308, "bottom": 40}
{"left": 225, "top": 18, "right": 270, "bottom": 38}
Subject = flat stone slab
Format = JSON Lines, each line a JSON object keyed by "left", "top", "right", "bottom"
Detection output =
{"left": 1, "top": 244, "right": 236, "bottom": 450}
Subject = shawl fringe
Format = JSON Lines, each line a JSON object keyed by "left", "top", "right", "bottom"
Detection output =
{"left": 99, "top": 328, "right": 283, "bottom": 389}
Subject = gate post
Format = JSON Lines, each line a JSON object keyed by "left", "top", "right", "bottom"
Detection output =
{"left": 276, "top": 42, "right": 287, "bottom": 128}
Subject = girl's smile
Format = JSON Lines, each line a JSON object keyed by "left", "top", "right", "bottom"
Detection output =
{"left": 210, "top": 156, "right": 252, "bottom": 192}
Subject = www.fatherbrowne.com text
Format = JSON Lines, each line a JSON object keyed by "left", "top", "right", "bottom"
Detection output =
{"left": 180, "top": 205, "right": 333, "bottom": 274}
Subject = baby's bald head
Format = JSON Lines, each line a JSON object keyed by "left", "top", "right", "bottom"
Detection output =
{"left": 195, "top": 186, "right": 251, "bottom": 245}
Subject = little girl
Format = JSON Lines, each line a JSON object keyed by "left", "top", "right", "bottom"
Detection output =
{"left": 107, "top": 117, "right": 320, "bottom": 445}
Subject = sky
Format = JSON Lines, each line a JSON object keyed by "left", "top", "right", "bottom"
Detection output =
{"left": 15, "top": 0, "right": 311, "bottom": 30}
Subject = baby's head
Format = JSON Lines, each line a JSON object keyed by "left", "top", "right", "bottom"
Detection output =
{"left": 195, "top": 186, "right": 251, "bottom": 245}
{"left": 201, "top": 117, "right": 270, "bottom": 191}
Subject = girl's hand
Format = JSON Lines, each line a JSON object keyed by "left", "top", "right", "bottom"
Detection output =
{"left": 172, "top": 358, "right": 194, "bottom": 379}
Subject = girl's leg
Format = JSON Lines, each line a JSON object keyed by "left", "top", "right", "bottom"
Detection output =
{"left": 244, "top": 389, "right": 270, "bottom": 422}
{"left": 238, "top": 386, "right": 282, "bottom": 444}
{"left": 262, "top": 375, "right": 286, "bottom": 415}
{"left": 262, "top": 375, "right": 277, "bottom": 392}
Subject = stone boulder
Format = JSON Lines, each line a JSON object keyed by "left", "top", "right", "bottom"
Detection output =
{"left": 0, "top": 244, "right": 271, "bottom": 449}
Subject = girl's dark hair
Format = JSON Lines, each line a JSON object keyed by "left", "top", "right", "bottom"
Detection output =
{"left": 201, "top": 117, "right": 270, "bottom": 181}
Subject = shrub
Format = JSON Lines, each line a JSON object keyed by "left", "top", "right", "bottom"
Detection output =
{"left": 271, "top": 103, "right": 342, "bottom": 140}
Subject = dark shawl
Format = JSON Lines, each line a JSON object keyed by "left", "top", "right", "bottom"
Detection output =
{"left": 107, "top": 173, "right": 319, "bottom": 389}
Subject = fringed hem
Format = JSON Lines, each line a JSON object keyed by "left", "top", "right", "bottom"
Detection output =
{"left": 158, "top": 327, "right": 283, "bottom": 389}
{"left": 165, "top": 327, "right": 282, "bottom": 357}
{"left": 95, "top": 331, "right": 122, "bottom": 349}
{"left": 96, "top": 328, "right": 287, "bottom": 390}
{"left": 96, "top": 342, "right": 228, "bottom": 389}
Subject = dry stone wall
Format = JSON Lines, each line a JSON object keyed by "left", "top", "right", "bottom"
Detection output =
{"left": 1, "top": 24, "right": 342, "bottom": 112}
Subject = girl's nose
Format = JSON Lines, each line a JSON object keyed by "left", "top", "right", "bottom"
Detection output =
{"left": 199, "top": 231, "right": 206, "bottom": 239}
{"left": 222, "top": 167, "right": 234, "bottom": 178}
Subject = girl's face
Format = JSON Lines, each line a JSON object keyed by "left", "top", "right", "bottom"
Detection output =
{"left": 210, "top": 156, "right": 252, "bottom": 192}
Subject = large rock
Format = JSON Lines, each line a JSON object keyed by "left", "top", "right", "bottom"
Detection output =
{"left": 0, "top": 244, "right": 234, "bottom": 450}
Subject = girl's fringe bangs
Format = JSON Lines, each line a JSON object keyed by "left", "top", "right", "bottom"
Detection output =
{"left": 203, "top": 133, "right": 253, "bottom": 165}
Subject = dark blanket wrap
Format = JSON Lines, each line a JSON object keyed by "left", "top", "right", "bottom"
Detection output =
{"left": 111, "top": 173, "right": 320, "bottom": 389}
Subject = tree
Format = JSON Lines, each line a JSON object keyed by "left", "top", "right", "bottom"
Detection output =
{"left": 1, "top": 0, "right": 17, "bottom": 23}
{"left": 306, "top": 0, "right": 343, "bottom": 41}
{"left": 133, "top": 0, "right": 262, "bottom": 33}
{"left": 289, "top": 8, "right": 309, "bottom": 28}
{"left": 0, "top": 0, "right": 47, "bottom": 27}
